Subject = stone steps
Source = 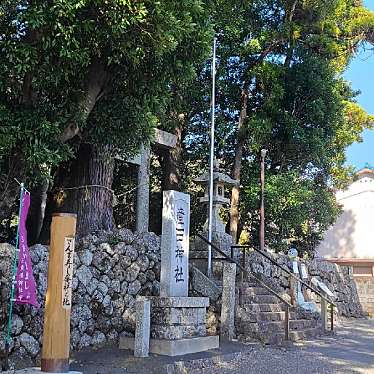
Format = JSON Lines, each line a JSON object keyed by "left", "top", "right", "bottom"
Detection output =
{"left": 237, "top": 281, "right": 262, "bottom": 288}
{"left": 289, "top": 327, "right": 324, "bottom": 340}
{"left": 254, "top": 326, "right": 324, "bottom": 345}
{"left": 241, "top": 303, "right": 284, "bottom": 313}
{"left": 238, "top": 286, "right": 273, "bottom": 296}
{"left": 235, "top": 280, "right": 324, "bottom": 345}
{"left": 241, "top": 311, "right": 297, "bottom": 322}
{"left": 237, "top": 318, "right": 318, "bottom": 334}
{"left": 290, "top": 319, "right": 319, "bottom": 330}
{"left": 240, "top": 294, "right": 281, "bottom": 304}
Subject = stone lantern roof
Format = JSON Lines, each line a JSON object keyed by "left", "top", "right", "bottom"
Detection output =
{"left": 194, "top": 159, "right": 238, "bottom": 186}
{"left": 194, "top": 159, "right": 238, "bottom": 233}
{"left": 194, "top": 171, "right": 238, "bottom": 186}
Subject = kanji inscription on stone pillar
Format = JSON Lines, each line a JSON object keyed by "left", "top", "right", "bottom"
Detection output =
{"left": 160, "top": 190, "right": 190, "bottom": 297}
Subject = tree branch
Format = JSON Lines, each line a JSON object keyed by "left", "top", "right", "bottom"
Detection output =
{"left": 59, "top": 59, "right": 110, "bottom": 143}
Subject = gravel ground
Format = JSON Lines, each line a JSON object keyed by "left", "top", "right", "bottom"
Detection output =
{"left": 190, "top": 318, "right": 374, "bottom": 374}
{"left": 189, "top": 345, "right": 366, "bottom": 374}
{"left": 60, "top": 318, "right": 374, "bottom": 374}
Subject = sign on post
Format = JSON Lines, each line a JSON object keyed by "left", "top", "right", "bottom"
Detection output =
{"left": 160, "top": 190, "right": 190, "bottom": 297}
{"left": 62, "top": 237, "right": 75, "bottom": 309}
{"left": 41, "top": 213, "right": 77, "bottom": 373}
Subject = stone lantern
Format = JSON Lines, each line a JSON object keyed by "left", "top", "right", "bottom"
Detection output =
{"left": 194, "top": 159, "right": 238, "bottom": 234}
{"left": 190, "top": 159, "right": 238, "bottom": 277}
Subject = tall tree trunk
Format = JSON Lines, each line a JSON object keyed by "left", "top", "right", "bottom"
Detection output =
{"left": 53, "top": 143, "right": 115, "bottom": 236}
{"left": 27, "top": 178, "right": 49, "bottom": 245}
{"left": 0, "top": 154, "right": 25, "bottom": 242}
{"left": 160, "top": 126, "right": 183, "bottom": 191}
{"left": 284, "top": 0, "right": 298, "bottom": 68}
{"left": 228, "top": 40, "right": 285, "bottom": 242}
{"left": 229, "top": 84, "right": 249, "bottom": 244}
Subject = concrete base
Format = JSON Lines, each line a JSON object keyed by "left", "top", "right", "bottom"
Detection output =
{"left": 6, "top": 369, "right": 82, "bottom": 374}
{"left": 120, "top": 335, "right": 219, "bottom": 356}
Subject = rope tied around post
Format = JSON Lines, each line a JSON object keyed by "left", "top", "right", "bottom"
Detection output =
{"left": 54, "top": 183, "right": 148, "bottom": 207}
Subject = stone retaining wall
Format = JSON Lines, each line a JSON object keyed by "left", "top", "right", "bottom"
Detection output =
{"left": 243, "top": 250, "right": 365, "bottom": 317}
{"left": 0, "top": 229, "right": 161, "bottom": 370}
{"left": 354, "top": 277, "right": 374, "bottom": 315}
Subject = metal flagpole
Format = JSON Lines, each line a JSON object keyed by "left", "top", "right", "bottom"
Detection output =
{"left": 4, "top": 182, "right": 25, "bottom": 370}
{"left": 259, "top": 149, "right": 267, "bottom": 252}
{"left": 207, "top": 37, "right": 217, "bottom": 278}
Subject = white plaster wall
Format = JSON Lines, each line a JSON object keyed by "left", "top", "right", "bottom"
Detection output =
{"left": 317, "top": 172, "right": 374, "bottom": 259}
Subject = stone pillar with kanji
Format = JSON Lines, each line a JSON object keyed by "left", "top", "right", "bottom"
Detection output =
{"left": 120, "top": 190, "right": 219, "bottom": 356}
{"left": 160, "top": 190, "right": 190, "bottom": 297}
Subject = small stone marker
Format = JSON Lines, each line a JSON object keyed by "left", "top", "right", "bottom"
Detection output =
{"left": 288, "top": 247, "right": 298, "bottom": 259}
{"left": 134, "top": 298, "right": 151, "bottom": 357}
{"left": 292, "top": 261, "right": 299, "bottom": 274}
{"left": 300, "top": 263, "right": 308, "bottom": 279}
{"left": 220, "top": 262, "right": 236, "bottom": 341}
{"left": 160, "top": 190, "right": 190, "bottom": 297}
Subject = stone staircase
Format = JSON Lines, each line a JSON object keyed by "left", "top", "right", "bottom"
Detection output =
{"left": 235, "top": 280, "right": 324, "bottom": 345}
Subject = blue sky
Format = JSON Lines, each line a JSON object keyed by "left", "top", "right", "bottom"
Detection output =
{"left": 344, "top": 0, "right": 374, "bottom": 169}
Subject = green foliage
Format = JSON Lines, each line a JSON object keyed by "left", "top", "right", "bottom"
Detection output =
{"left": 0, "top": 105, "right": 72, "bottom": 172}
{"left": 0, "top": 0, "right": 373, "bottom": 251}
{"left": 0, "top": 0, "right": 212, "bottom": 241}
{"left": 183, "top": 0, "right": 374, "bottom": 255}
{"left": 242, "top": 170, "right": 340, "bottom": 255}
{"left": 0, "top": 0, "right": 212, "bottom": 176}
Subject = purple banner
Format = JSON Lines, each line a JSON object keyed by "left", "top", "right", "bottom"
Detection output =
{"left": 15, "top": 192, "right": 39, "bottom": 307}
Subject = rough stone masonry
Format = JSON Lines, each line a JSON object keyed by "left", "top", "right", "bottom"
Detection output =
{"left": 0, "top": 229, "right": 161, "bottom": 370}
{"left": 0, "top": 228, "right": 366, "bottom": 370}
{"left": 242, "top": 250, "right": 365, "bottom": 318}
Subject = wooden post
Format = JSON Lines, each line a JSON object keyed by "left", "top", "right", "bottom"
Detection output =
{"left": 41, "top": 213, "right": 77, "bottom": 373}
{"left": 241, "top": 248, "right": 246, "bottom": 283}
{"left": 284, "top": 306, "right": 290, "bottom": 341}
{"left": 289, "top": 276, "right": 297, "bottom": 306}
{"left": 321, "top": 297, "right": 328, "bottom": 332}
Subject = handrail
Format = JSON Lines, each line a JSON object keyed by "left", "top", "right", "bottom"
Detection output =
{"left": 232, "top": 245, "right": 336, "bottom": 308}
{"left": 196, "top": 234, "right": 292, "bottom": 308}
{"left": 197, "top": 233, "right": 291, "bottom": 341}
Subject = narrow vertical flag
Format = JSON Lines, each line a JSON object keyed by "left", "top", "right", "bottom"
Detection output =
{"left": 15, "top": 192, "right": 39, "bottom": 307}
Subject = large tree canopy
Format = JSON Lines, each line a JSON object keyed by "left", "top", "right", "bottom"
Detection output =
{"left": 0, "top": 0, "right": 212, "bottom": 238}
{"left": 0, "top": 0, "right": 373, "bottom": 254}
{"left": 182, "top": 0, "right": 374, "bottom": 253}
